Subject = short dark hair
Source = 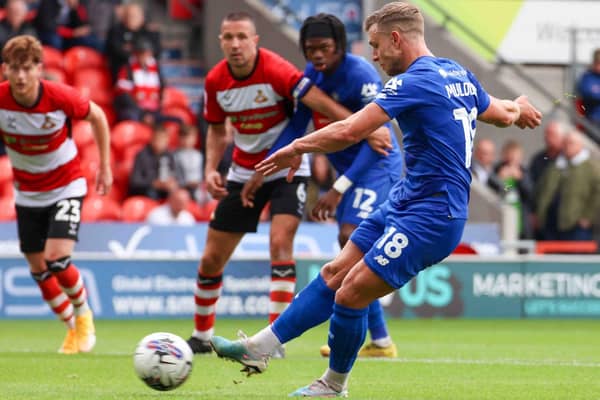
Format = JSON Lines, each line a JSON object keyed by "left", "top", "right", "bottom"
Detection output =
{"left": 299, "top": 13, "right": 347, "bottom": 57}
{"left": 223, "top": 11, "right": 255, "bottom": 24}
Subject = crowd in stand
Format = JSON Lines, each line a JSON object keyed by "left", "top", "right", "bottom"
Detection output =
{"left": 0, "top": 0, "right": 217, "bottom": 225}
{"left": 472, "top": 121, "right": 600, "bottom": 243}
{"left": 0, "top": 1, "right": 598, "bottom": 250}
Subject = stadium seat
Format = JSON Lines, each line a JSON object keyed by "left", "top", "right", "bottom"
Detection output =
{"left": 63, "top": 46, "right": 107, "bottom": 76}
{"left": 163, "top": 120, "right": 181, "bottom": 150}
{"left": 42, "top": 46, "right": 63, "bottom": 70}
{"left": 535, "top": 241, "right": 598, "bottom": 254}
{"left": 110, "top": 121, "right": 152, "bottom": 161}
{"left": 82, "top": 195, "right": 122, "bottom": 222}
{"left": 162, "top": 86, "right": 190, "bottom": 109}
{"left": 72, "top": 120, "right": 95, "bottom": 151}
{"left": 72, "top": 67, "right": 113, "bottom": 105}
{"left": 196, "top": 199, "right": 218, "bottom": 222}
{"left": 0, "top": 196, "right": 16, "bottom": 221}
{"left": 0, "top": 156, "right": 13, "bottom": 184}
{"left": 44, "top": 67, "right": 67, "bottom": 84}
{"left": 452, "top": 242, "right": 478, "bottom": 254}
{"left": 163, "top": 105, "right": 196, "bottom": 125}
{"left": 0, "top": 180, "right": 14, "bottom": 198}
{"left": 121, "top": 196, "right": 160, "bottom": 222}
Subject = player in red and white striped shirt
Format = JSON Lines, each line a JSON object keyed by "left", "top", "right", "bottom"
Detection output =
{"left": 0, "top": 35, "right": 112, "bottom": 354}
{"left": 186, "top": 11, "right": 359, "bottom": 356}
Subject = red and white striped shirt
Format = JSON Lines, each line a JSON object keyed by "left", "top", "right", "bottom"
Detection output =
{"left": 203, "top": 48, "right": 312, "bottom": 182}
{"left": 0, "top": 80, "right": 91, "bottom": 207}
{"left": 115, "top": 57, "right": 162, "bottom": 112}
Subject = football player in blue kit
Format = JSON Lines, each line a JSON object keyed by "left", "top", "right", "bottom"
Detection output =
{"left": 268, "top": 13, "right": 404, "bottom": 359}
{"left": 211, "top": 2, "right": 542, "bottom": 397}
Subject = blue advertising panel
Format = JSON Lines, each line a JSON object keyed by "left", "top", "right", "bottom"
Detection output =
{"left": 0, "top": 258, "right": 271, "bottom": 319}
{"left": 2, "top": 257, "right": 599, "bottom": 320}
{"left": 0, "top": 222, "right": 500, "bottom": 258}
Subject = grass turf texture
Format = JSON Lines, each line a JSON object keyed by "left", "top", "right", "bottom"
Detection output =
{"left": 1, "top": 319, "right": 599, "bottom": 399}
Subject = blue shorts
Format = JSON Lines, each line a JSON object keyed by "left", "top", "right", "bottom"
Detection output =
{"left": 350, "top": 200, "right": 466, "bottom": 289}
{"left": 336, "top": 174, "right": 395, "bottom": 227}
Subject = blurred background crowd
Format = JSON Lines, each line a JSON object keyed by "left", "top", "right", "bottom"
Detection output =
{"left": 0, "top": 0, "right": 598, "bottom": 254}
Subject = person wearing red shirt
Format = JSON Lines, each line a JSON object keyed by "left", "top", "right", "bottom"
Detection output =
{"left": 186, "top": 11, "right": 388, "bottom": 356}
{"left": 0, "top": 35, "right": 112, "bottom": 353}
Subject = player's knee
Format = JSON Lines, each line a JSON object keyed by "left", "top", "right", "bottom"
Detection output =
{"left": 199, "top": 252, "right": 226, "bottom": 275}
{"left": 45, "top": 255, "right": 72, "bottom": 272}
{"left": 269, "top": 234, "right": 292, "bottom": 254}
{"left": 30, "top": 270, "right": 52, "bottom": 282}
{"left": 335, "top": 285, "right": 361, "bottom": 307}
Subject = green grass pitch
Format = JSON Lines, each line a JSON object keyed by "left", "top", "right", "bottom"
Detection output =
{"left": 2, "top": 319, "right": 600, "bottom": 399}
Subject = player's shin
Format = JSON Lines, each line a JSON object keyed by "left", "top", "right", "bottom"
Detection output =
{"left": 189, "top": 272, "right": 223, "bottom": 353}
{"left": 328, "top": 303, "right": 368, "bottom": 383}
{"left": 271, "top": 274, "right": 335, "bottom": 343}
{"left": 31, "top": 270, "right": 74, "bottom": 327}
{"left": 269, "top": 262, "right": 296, "bottom": 323}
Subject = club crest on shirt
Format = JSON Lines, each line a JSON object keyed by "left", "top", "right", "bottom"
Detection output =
{"left": 7, "top": 115, "right": 17, "bottom": 130}
{"left": 41, "top": 115, "right": 56, "bottom": 130}
{"left": 254, "top": 89, "right": 268, "bottom": 104}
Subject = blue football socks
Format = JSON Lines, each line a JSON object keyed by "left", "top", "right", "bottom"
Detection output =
{"left": 272, "top": 274, "right": 335, "bottom": 343}
{"left": 328, "top": 303, "right": 368, "bottom": 373}
{"left": 367, "top": 300, "right": 389, "bottom": 341}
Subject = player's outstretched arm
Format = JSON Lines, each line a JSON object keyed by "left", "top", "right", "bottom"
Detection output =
{"left": 256, "top": 103, "right": 390, "bottom": 180}
{"left": 85, "top": 101, "right": 113, "bottom": 195}
{"left": 478, "top": 95, "right": 542, "bottom": 129}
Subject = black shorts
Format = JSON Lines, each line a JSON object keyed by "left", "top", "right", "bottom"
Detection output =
{"left": 16, "top": 196, "right": 84, "bottom": 253}
{"left": 210, "top": 177, "right": 308, "bottom": 233}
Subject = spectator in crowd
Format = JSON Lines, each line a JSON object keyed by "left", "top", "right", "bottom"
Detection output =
{"left": 577, "top": 49, "right": 600, "bottom": 131}
{"left": 114, "top": 36, "right": 164, "bottom": 125}
{"left": 528, "top": 120, "right": 566, "bottom": 239}
{"left": 128, "top": 123, "right": 183, "bottom": 200}
{"left": 33, "top": 0, "right": 101, "bottom": 51}
{"left": 536, "top": 130, "right": 600, "bottom": 241}
{"left": 0, "top": 0, "right": 37, "bottom": 54}
{"left": 105, "top": 2, "right": 160, "bottom": 80}
{"left": 494, "top": 140, "right": 534, "bottom": 239}
{"left": 146, "top": 187, "right": 196, "bottom": 226}
{"left": 528, "top": 120, "right": 566, "bottom": 187}
{"left": 85, "top": 0, "right": 120, "bottom": 44}
{"left": 471, "top": 138, "right": 503, "bottom": 192}
{"left": 175, "top": 124, "right": 207, "bottom": 203}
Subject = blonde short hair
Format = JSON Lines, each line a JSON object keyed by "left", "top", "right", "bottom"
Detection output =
{"left": 364, "top": 2, "right": 424, "bottom": 36}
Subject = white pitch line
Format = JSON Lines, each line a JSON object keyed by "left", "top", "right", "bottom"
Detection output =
{"left": 3, "top": 351, "right": 600, "bottom": 368}
{"left": 357, "top": 357, "right": 600, "bottom": 368}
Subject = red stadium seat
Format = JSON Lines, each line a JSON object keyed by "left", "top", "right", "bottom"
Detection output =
{"left": 63, "top": 46, "right": 107, "bottom": 76}
{"left": 162, "top": 87, "right": 190, "bottom": 109}
{"left": 0, "top": 196, "right": 16, "bottom": 221}
{"left": 535, "top": 241, "right": 598, "bottom": 254}
{"left": 0, "top": 180, "right": 14, "bottom": 198}
{"left": 42, "top": 46, "right": 63, "bottom": 70}
{"left": 162, "top": 105, "right": 196, "bottom": 125}
{"left": 110, "top": 121, "right": 152, "bottom": 161}
{"left": 72, "top": 121, "right": 95, "bottom": 152}
{"left": 44, "top": 67, "right": 67, "bottom": 84}
{"left": 163, "top": 120, "right": 181, "bottom": 150}
{"left": 452, "top": 242, "right": 478, "bottom": 254}
{"left": 72, "top": 67, "right": 113, "bottom": 105}
{"left": 0, "top": 156, "right": 13, "bottom": 184}
{"left": 82, "top": 195, "right": 122, "bottom": 222}
{"left": 121, "top": 196, "right": 160, "bottom": 222}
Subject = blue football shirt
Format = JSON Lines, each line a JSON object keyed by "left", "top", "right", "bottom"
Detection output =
{"left": 374, "top": 56, "right": 490, "bottom": 219}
